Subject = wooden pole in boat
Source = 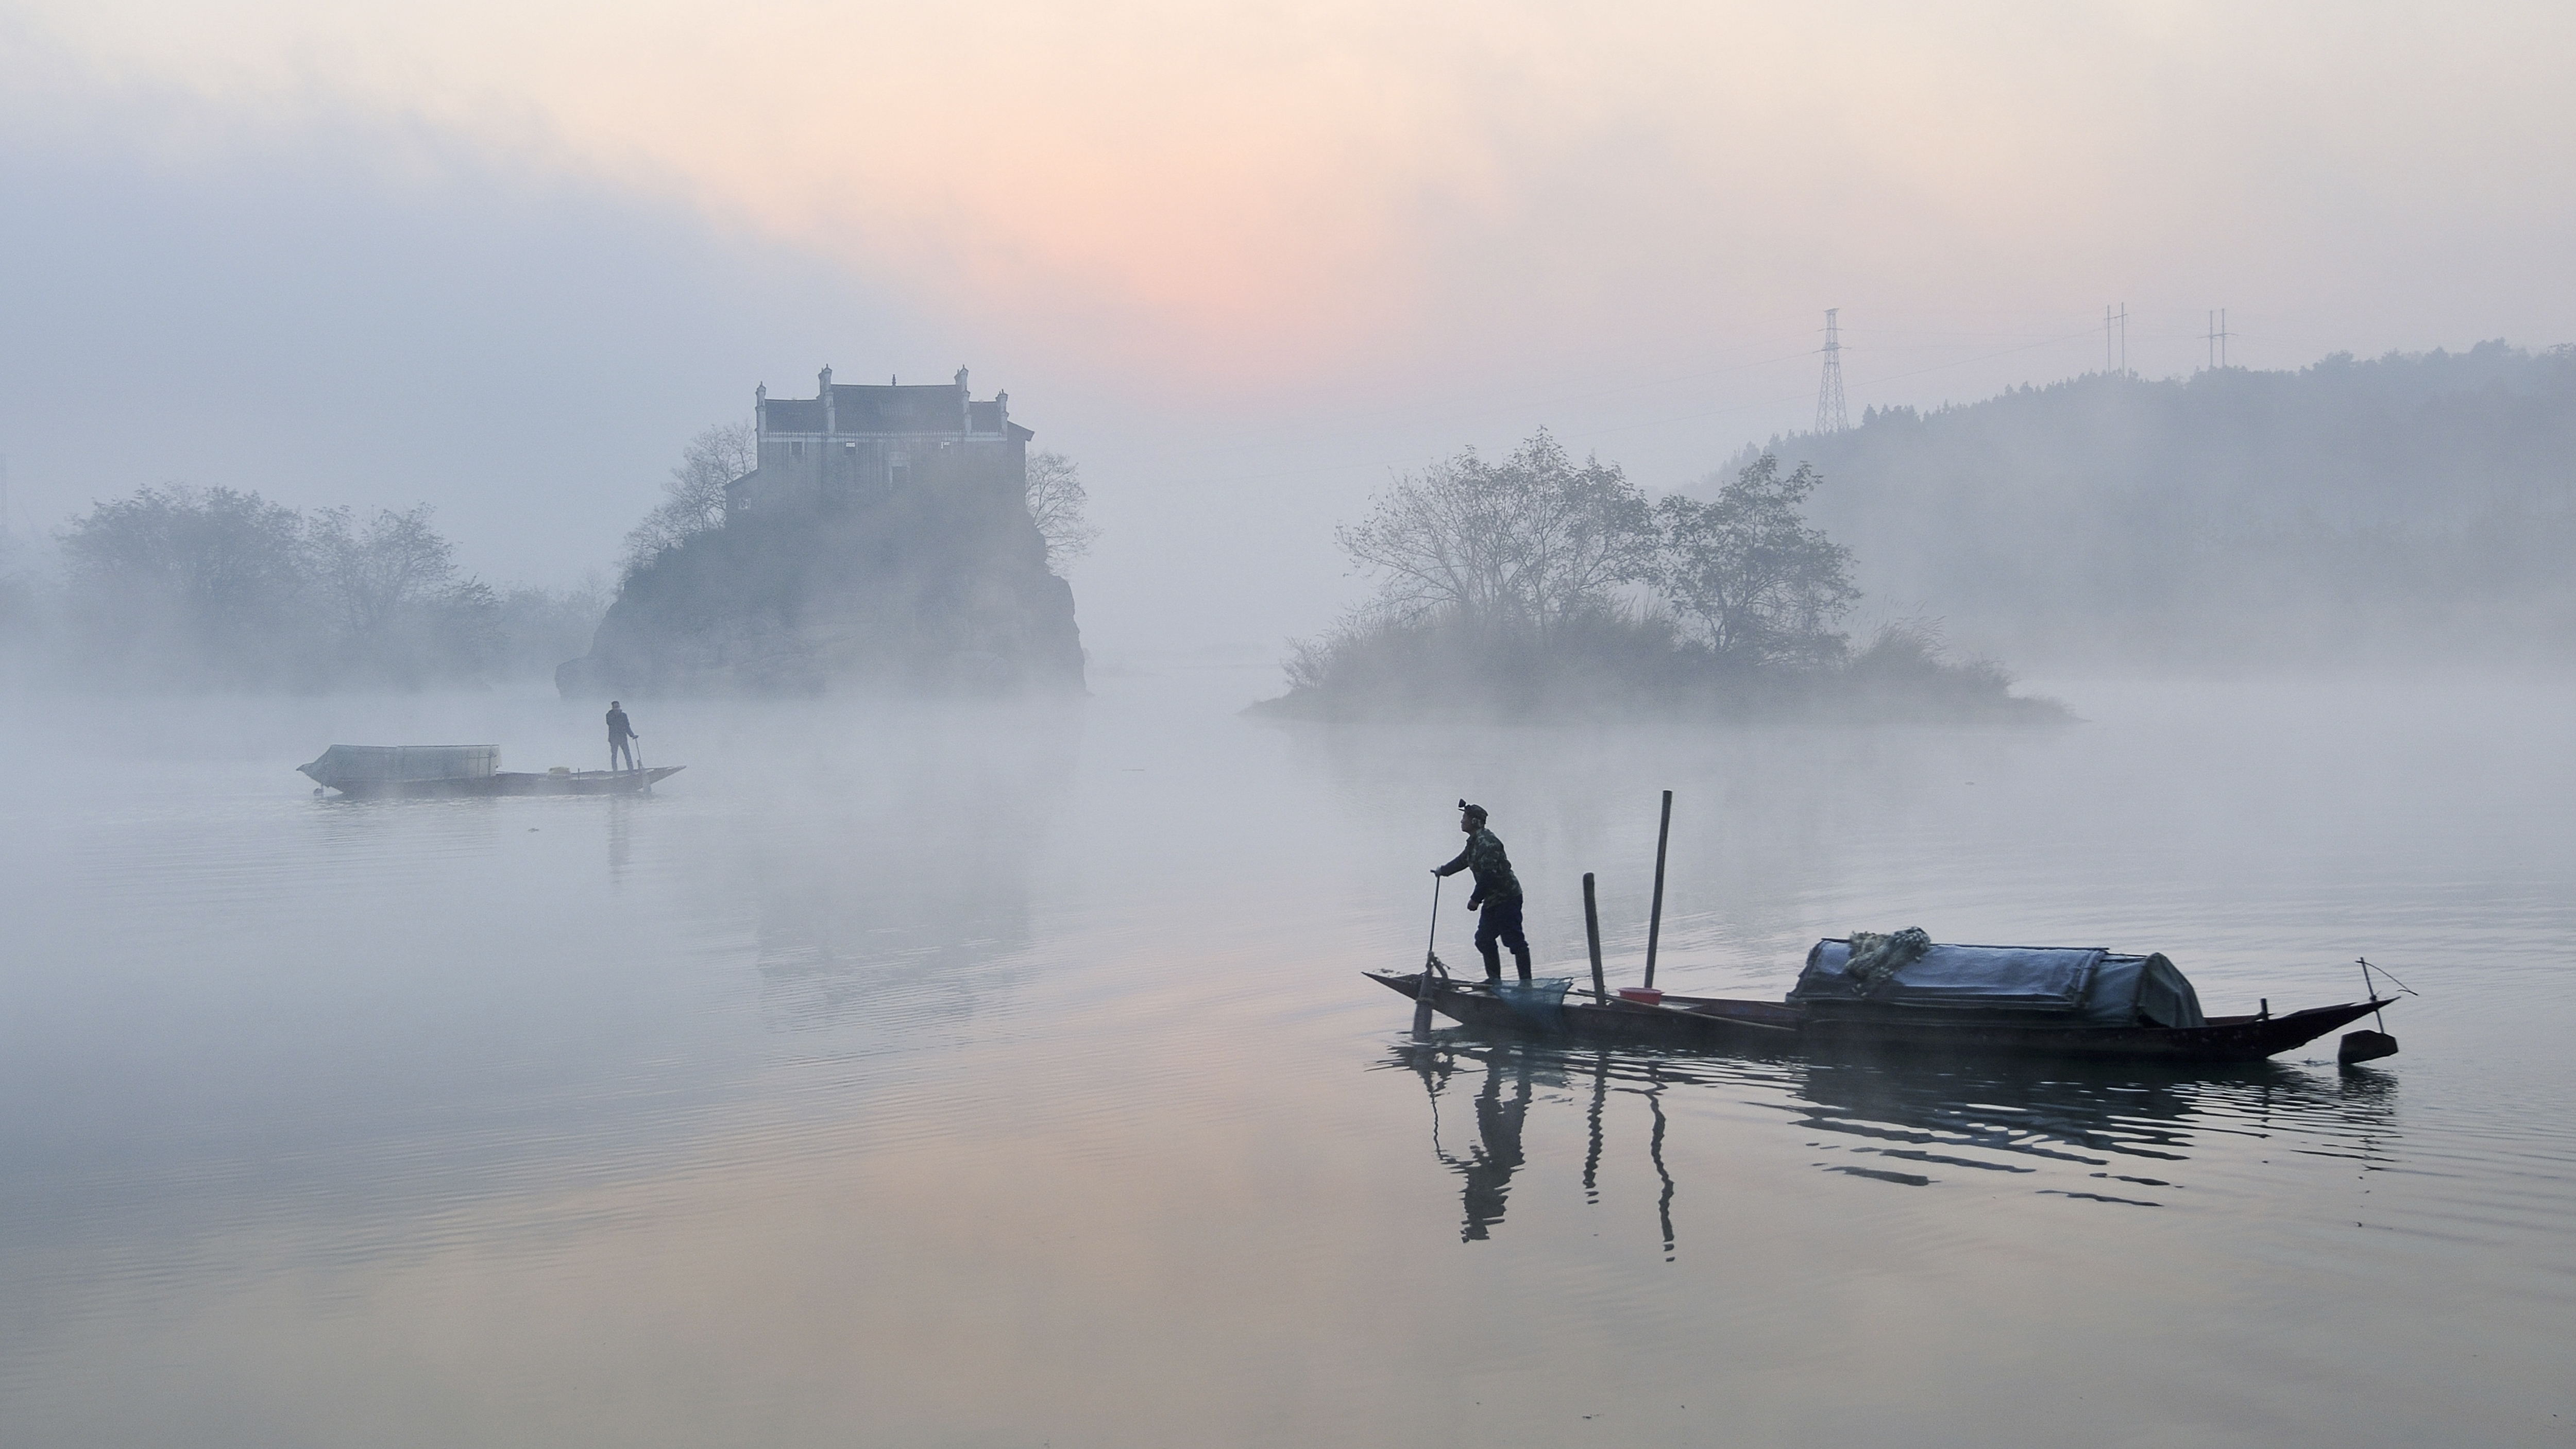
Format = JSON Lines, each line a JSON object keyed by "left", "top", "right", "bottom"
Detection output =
{"left": 1412, "top": 876, "right": 1445, "bottom": 1036}
{"left": 1583, "top": 873, "right": 1606, "bottom": 1001}
{"left": 1643, "top": 790, "right": 1673, "bottom": 990}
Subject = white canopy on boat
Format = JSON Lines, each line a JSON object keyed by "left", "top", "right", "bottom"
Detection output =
{"left": 298, "top": 745, "right": 498, "bottom": 790}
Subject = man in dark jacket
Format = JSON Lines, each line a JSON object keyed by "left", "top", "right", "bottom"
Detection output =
{"left": 1433, "top": 800, "right": 1531, "bottom": 981}
{"left": 607, "top": 701, "right": 640, "bottom": 772}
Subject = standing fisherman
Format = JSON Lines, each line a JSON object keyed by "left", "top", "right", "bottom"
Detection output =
{"left": 1433, "top": 800, "right": 1531, "bottom": 982}
{"left": 606, "top": 701, "right": 640, "bottom": 772}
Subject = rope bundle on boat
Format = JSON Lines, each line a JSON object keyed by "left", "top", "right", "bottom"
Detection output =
{"left": 1840, "top": 927, "right": 1931, "bottom": 993}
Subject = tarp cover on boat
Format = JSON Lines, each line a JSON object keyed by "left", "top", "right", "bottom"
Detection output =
{"left": 299, "top": 745, "right": 498, "bottom": 790}
{"left": 1793, "top": 939, "right": 2207, "bottom": 1027}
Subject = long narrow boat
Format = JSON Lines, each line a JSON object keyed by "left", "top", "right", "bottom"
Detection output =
{"left": 299, "top": 745, "right": 681, "bottom": 797}
{"left": 314, "top": 767, "right": 683, "bottom": 798}
{"left": 1367, "top": 935, "right": 2398, "bottom": 1063}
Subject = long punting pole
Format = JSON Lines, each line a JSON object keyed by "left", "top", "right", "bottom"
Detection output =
{"left": 1412, "top": 876, "right": 1444, "bottom": 1036}
{"left": 1583, "top": 872, "right": 1606, "bottom": 1000}
{"left": 1643, "top": 790, "right": 1673, "bottom": 990}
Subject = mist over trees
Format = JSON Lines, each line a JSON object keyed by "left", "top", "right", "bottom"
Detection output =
{"left": 1268, "top": 431, "right": 2050, "bottom": 721}
{"left": 5, "top": 485, "right": 600, "bottom": 690}
{"left": 1762, "top": 340, "right": 2576, "bottom": 666}
{"left": 1654, "top": 457, "right": 1858, "bottom": 668}
{"left": 622, "top": 422, "right": 755, "bottom": 575}
{"left": 565, "top": 424, "right": 1090, "bottom": 697}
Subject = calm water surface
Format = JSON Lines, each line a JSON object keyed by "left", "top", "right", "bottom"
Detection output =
{"left": 2, "top": 670, "right": 2570, "bottom": 1447}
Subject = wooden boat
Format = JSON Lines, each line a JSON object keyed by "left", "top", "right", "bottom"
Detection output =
{"left": 298, "top": 744, "right": 679, "bottom": 797}
{"left": 1366, "top": 959, "right": 2396, "bottom": 1064}
{"left": 314, "top": 767, "right": 682, "bottom": 798}
{"left": 1386, "top": 798, "right": 2401, "bottom": 1065}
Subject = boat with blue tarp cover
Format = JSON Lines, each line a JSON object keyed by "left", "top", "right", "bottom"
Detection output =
{"left": 1367, "top": 933, "right": 2397, "bottom": 1063}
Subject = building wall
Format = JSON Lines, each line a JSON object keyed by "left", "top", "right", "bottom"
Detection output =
{"left": 727, "top": 428, "right": 1027, "bottom": 522}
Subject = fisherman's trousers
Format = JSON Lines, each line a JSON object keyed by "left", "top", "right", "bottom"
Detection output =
{"left": 1475, "top": 898, "right": 1532, "bottom": 980}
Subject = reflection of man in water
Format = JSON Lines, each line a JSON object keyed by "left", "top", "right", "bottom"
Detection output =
{"left": 607, "top": 701, "right": 640, "bottom": 772}
{"left": 1460, "top": 1052, "right": 1532, "bottom": 1241}
{"left": 1433, "top": 801, "right": 1531, "bottom": 981}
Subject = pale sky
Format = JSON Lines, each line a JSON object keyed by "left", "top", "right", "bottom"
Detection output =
{"left": 3, "top": 0, "right": 2570, "bottom": 657}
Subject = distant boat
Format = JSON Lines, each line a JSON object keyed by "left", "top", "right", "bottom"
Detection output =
{"left": 1370, "top": 937, "right": 2397, "bottom": 1064}
{"left": 298, "top": 745, "right": 681, "bottom": 798}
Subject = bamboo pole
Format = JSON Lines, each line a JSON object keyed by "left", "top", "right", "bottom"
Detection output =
{"left": 1583, "top": 872, "right": 1605, "bottom": 1000}
{"left": 1643, "top": 790, "right": 1672, "bottom": 990}
{"left": 1412, "top": 876, "right": 1444, "bottom": 1036}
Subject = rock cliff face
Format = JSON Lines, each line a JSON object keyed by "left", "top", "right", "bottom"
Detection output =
{"left": 558, "top": 483, "right": 1083, "bottom": 697}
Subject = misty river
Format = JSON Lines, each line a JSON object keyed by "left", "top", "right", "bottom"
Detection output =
{"left": 2, "top": 668, "right": 2570, "bottom": 1447}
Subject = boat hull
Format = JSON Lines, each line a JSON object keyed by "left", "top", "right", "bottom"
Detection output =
{"left": 1366, "top": 971, "right": 2389, "bottom": 1063}
{"left": 318, "top": 768, "right": 682, "bottom": 798}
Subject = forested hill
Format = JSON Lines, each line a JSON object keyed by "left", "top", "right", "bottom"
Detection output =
{"left": 1744, "top": 341, "right": 2576, "bottom": 667}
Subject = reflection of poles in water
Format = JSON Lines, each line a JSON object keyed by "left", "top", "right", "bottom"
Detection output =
{"left": 1460, "top": 1051, "right": 1533, "bottom": 1241}
{"left": 1393, "top": 1041, "right": 1695, "bottom": 1252}
{"left": 1582, "top": 1050, "right": 1609, "bottom": 1204}
{"left": 1401, "top": 1042, "right": 1455, "bottom": 1167}
{"left": 1643, "top": 1062, "right": 1677, "bottom": 1260}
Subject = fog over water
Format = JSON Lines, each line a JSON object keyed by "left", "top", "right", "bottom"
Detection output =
{"left": 6, "top": 3, "right": 2575, "bottom": 1441}
{"left": 3, "top": 667, "right": 2569, "bottom": 1446}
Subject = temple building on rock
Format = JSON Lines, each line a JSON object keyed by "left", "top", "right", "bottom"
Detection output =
{"left": 726, "top": 365, "right": 1033, "bottom": 520}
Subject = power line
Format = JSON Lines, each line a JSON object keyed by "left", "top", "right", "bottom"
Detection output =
{"left": 1815, "top": 308, "right": 1848, "bottom": 434}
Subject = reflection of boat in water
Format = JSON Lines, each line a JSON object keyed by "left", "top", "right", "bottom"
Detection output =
{"left": 1384, "top": 1035, "right": 2401, "bottom": 1244}
{"left": 1368, "top": 936, "right": 2396, "bottom": 1064}
{"left": 299, "top": 745, "right": 681, "bottom": 798}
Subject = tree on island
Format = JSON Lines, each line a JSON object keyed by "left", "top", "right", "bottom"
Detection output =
{"left": 1269, "top": 431, "right": 2052, "bottom": 721}
{"left": 1335, "top": 429, "right": 1654, "bottom": 641}
{"left": 1654, "top": 456, "right": 1858, "bottom": 668}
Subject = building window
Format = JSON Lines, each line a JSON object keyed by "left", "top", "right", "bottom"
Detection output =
{"left": 788, "top": 440, "right": 805, "bottom": 460}
{"left": 890, "top": 461, "right": 911, "bottom": 488}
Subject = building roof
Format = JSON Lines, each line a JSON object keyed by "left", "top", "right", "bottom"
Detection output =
{"left": 764, "top": 398, "right": 827, "bottom": 433}
{"left": 832, "top": 383, "right": 966, "bottom": 433}
{"left": 764, "top": 381, "right": 1015, "bottom": 435}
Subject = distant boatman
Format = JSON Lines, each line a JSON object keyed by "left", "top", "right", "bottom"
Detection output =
{"left": 1433, "top": 800, "right": 1531, "bottom": 982}
{"left": 607, "top": 701, "right": 641, "bottom": 772}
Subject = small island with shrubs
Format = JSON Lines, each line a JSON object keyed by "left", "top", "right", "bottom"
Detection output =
{"left": 1253, "top": 430, "right": 2064, "bottom": 724}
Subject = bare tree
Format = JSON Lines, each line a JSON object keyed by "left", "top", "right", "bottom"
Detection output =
{"left": 1652, "top": 455, "right": 1858, "bottom": 666}
{"left": 1024, "top": 449, "right": 1097, "bottom": 570}
{"left": 309, "top": 503, "right": 501, "bottom": 677}
{"left": 310, "top": 504, "right": 458, "bottom": 638}
{"left": 624, "top": 422, "right": 756, "bottom": 573}
{"left": 1335, "top": 429, "right": 1653, "bottom": 638}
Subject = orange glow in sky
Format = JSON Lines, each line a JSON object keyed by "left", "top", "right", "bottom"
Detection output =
{"left": 13, "top": 0, "right": 2576, "bottom": 389}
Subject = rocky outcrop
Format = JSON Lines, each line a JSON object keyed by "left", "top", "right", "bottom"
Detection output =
{"left": 558, "top": 483, "right": 1082, "bottom": 698}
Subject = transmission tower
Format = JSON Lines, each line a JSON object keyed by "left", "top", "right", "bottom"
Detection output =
{"left": 2105, "top": 303, "right": 2128, "bottom": 375}
{"left": 2206, "top": 308, "right": 2230, "bottom": 369}
{"left": 1815, "top": 308, "right": 1848, "bottom": 433}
